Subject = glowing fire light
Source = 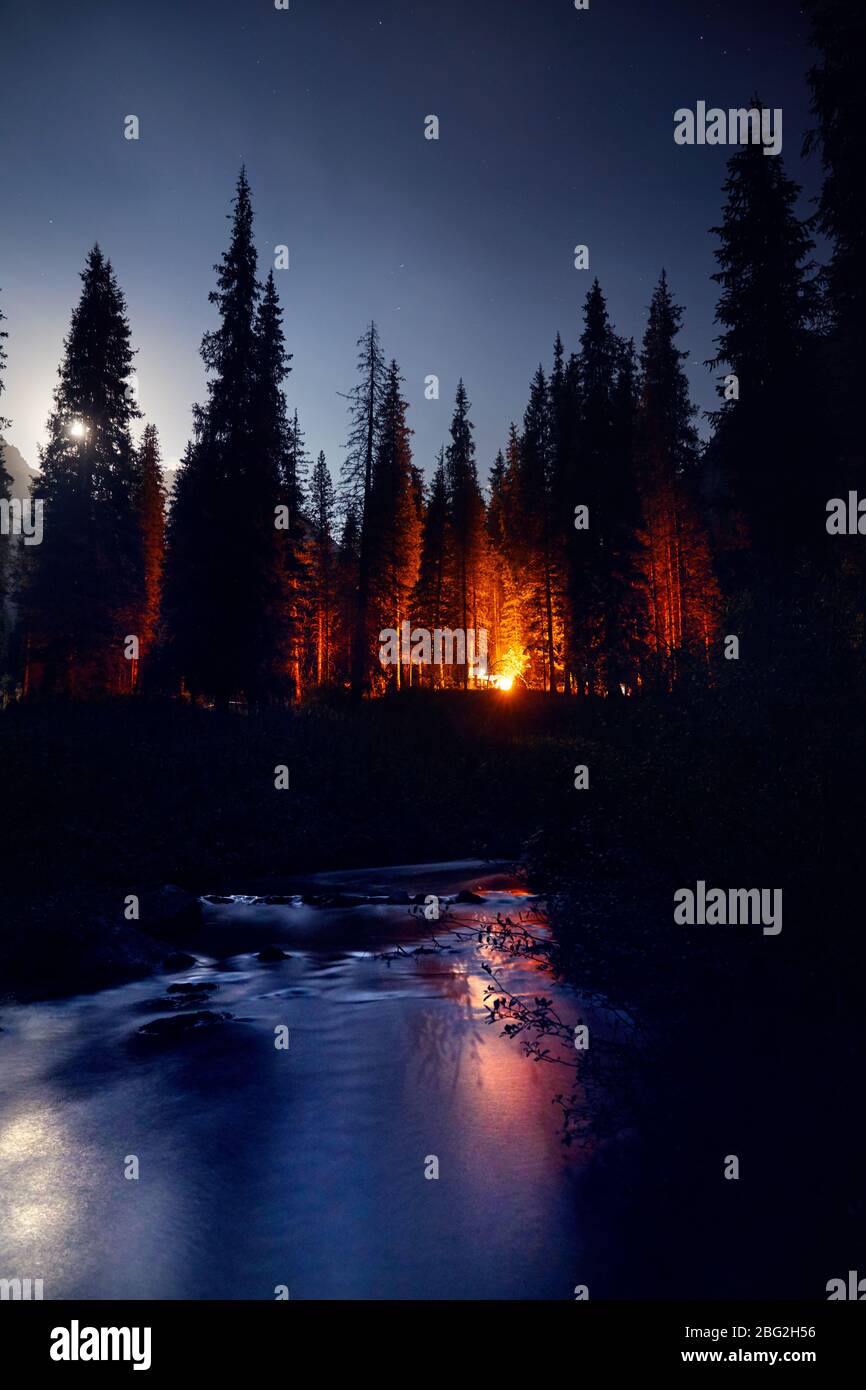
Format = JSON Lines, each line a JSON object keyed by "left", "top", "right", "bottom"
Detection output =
{"left": 489, "top": 646, "right": 526, "bottom": 693}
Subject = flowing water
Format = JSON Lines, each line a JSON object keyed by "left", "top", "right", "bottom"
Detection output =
{"left": 0, "top": 862, "right": 594, "bottom": 1300}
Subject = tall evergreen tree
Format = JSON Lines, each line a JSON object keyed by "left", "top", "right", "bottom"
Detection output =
{"left": 282, "top": 407, "right": 313, "bottom": 694}
{"left": 804, "top": 2, "right": 866, "bottom": 354}
{"left": 368, "top": 360, "right": 421, "bottom": 690}
{"left": 549, "top": 343, "right": 582, "bottom": 693}
{"left": 444, "top": 380, "right": 486, "bottom": 688}
{"left": 485, "top": 428, "right": 532, "bottom": 687}
{"left": 252, "top": 272, "right": 303, "bottom": 700}
{"left": 412, "top": 450, "right": 450, "bottom": 686}
{"left": 164, "top": 171, "right": 295, "bottom": 704}
{"left": 707, "top": 116, "right": 820, "bottom": 561}
{"left": 501, "top": 422, "right": 530, "bottom": 681}
{"left": 804, "top": 0, "right": 866, "bottom": 475}
{"left": 341, "top": 321, "right": 386, "bottom": 697}
{"left": 604, "top": 336, "right": 649, "bottom": 692}
{"left": 24, "top": 247, "right": 142, "bottom": 697}
{"left": 517, "top": 368, "right": 560, "bottom": 690}
{"left": 801, "top": 0, "right": 866, "bottom": 676}
{"left": 309, "top": 450, "right": 336, "bottom": 685}
{"left": 564, "top": 281, "right": 647, "bottom": 693}
{"left": 565, "top": 283, "right": 611, "bottom": 691}
{"left": 485, "top": 448, "right": 508, "bottom": 677}
{"left": 334, "top": 502, "right": 361, "bottom": 686}
{"left": 638, "top": 271, "right": 719, "bottom": 683}
{"left": 135, "top": 423, "right": 166, "bottom": 682}
{"left": 285, "top": 409, "right": 308, "bottom": 521}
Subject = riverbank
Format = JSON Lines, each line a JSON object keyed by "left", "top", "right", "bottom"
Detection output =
{"left": 0, "top": 690, "right": 561, "bottom": 999}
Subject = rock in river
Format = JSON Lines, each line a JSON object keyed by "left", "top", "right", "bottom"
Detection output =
{"left": 256, "top": 945, "right": 289, "bottom": 962}
{"left": 137, "top": 1010, "right": 232, "bottom": 1039}
{"left": 162, "top": 951, "right": 199, "bottom": 972}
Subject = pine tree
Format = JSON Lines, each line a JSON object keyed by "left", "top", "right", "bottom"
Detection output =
{"left": 164, "top": 171, "right": 295, "bottom": 704}
{"left": 485, "top": 448, "right": 508, "bottom": 677}
{"left": 485, "top": 435, "right": 528, "bottom": 686}
{"left": 804, "top": 0, "right": 866, "bottom": 485}
{"left": 282, "top": 407, "right": 313, "bottom": 693}
{"left": 412, "top": 450, "right": 450, "bottom": 687}
{"left": 341, "top": 322, "right": 386, "bottom": 697}
{"left": 565, "top": 283, "right": 611, "bottom": 691}
{"left": 564, "top": 281, "right": 647, "bottom": 692}
{"left": 517, "top": 368, "right": 560, "bottom": 691}
{"left": 368, "top": 360, "right": 421, "bottom": 690}
{"left": 637, "top": 272, "right": 719, "bottom": 683}
{"left": 502, "top": 422, "right": 530, "bottom": 681}
{"left": 135, "top": 423, "right": 166, "bottom": 682}
{"left": 309, "top": 450, "right": 336, "bottom": 684}
{"left": 804, "top": 2, "right": 866, "bottom": 362}
{"left": 23, "top": 247, "right": 142, "bottom": 697}
{"left": 550, "top": 344, "right": 582, "bottom": 692}
{"left": 444, "top": 381, "right": 486, "bottom": 688}
{"left": 252, "top": 272, "right": 302, "bottom": 701}
{"left": 802, "top": 0, "right": 866, "bottom": 677}
{"left": 334, "top": 503, "right": 361, "bottom": 686}
{"left": 285, "top": 409, "right": 308, "bottom": 521}
{"left": 707, "top": 115, "right": 820, "bottom": 561}
{"left": 604, "top": 336, "right": 649, "bottom": 692}
{"left": 567, "top": 283, "right": 625, "bottom": 695}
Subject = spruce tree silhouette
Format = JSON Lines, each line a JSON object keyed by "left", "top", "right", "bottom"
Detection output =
{"left": 24, "top": 246, "right": 142, "bottom": 696}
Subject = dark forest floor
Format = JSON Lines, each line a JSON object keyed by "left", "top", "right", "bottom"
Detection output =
{"left": 0, "top": 690, "right": 580, "bottom": 894}
{"left": 0, "top": 680, "right": 857, "bottom": 894}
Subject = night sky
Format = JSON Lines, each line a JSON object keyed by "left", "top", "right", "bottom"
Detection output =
{"left": 2, "top": 0, "right": 820, "bottom": 484}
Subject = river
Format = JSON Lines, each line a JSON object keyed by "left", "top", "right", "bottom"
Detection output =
{"left": 0, "top": 862, "right": 594, "bottom": 1300}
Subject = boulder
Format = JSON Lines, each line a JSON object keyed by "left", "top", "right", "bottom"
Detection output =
{"left": 301, "top": 892, "right": 366, "bottom": 909}
{"left": 162, "top": 951, "right": 198, "bottom": 972}
{"left": 256, "top": 945, "right": 289, "bottom": 962}
{"left": 0, "top": 889, "right": 165, "bottom": 1003}
{"left": 137, "top": 1010, "right": 232, "bottom": 1039}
